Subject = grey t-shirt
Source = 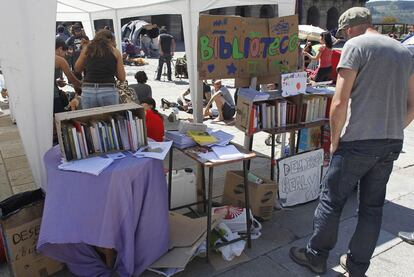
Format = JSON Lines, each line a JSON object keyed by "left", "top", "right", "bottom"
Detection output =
{"left": 213, "top": 86, "right": 235, "bottom": 108}
{"left": 130, "top": 83, "right": 152, "bottom": 104}
{"left": 338, "top": 33, "right": 414, "bottom": 141}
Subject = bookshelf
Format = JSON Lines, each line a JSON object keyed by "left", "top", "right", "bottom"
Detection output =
{"left": 55, "top": 103, "right": 148, "bottom": 161}
{"left": 235, "top": 90, "right": 332, "bottom": 180}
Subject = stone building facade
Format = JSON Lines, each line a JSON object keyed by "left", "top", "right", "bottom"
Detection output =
{"left": 120, "top": 1, "right": 368, "bottom": 43}
{"left": 300, "top": 0, "right": 368, "bottom": 31}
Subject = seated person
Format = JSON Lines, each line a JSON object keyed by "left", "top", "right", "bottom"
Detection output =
{"left": 303, "top": 32, "right": 333, "bottom": 82}
{"left": 141, "top": 98, "right": 164, "bottom": 142}
{"left": 177, "top": 81, "right": 211, "bottom": 112}
{"left": 203, "top": 80, "right": 235, "bottom": 121}
{"left": 130, "top": 71, "right": 152, "bottom": 104}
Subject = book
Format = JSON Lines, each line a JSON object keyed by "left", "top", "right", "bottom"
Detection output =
{"left": 71, "top": 127, "right": 82, "bottom": 159}
{"left": 110, "top": 118, "right": 120, "bottom": 150}
{"left": 187, "top": 131, "right": 218, "bottom": 146}
{"left": 66, "top": 125, "right": 77, "bottom": 160}
{"left": 61, "top": 124, "right": 72, "bottom": 161}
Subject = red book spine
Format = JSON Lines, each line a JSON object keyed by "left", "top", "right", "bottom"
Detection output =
{"left": 248, "top": 105, "right": 256, "bottom": 135}
{"left": 326, "top": 97, "right": 332, "bottom": 118}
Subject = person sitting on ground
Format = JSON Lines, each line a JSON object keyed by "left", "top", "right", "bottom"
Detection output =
{"left": 141, "top": 98, "right": 164, "bottom": 142}
{"left": 203, "top": 80, "right": 235, "bottom": 122}
{"left": 176, "top": 81, "right": 211, "bottom": 112}
{"left": 130, "top": 71, "right": 152, "bottom": 104}
{"left": 54, "top": 38, "right": 81, "bottom": 113}
{"left": 304, "top": 31, "right": 333, "bottom": 82}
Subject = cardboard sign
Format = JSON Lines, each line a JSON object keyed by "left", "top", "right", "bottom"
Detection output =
{"left": 277, "top": 149, "right": 324, "bottom": 207}
{"left": 281, "top": 71, "right": 307, "bottom": 97}
{"left": 1, "top": 201, "right": 64, "bottom": 277}
{"left": 198, "top": 15, "right": 299, "bottom": 80}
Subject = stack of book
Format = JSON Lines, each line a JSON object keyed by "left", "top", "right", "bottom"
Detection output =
{"left": 59, "top": 110, "right": 146, "bottom": 161}
{"left": 248, "top": 100, "right": 298, "bottom": 134}
{"left": 165, "top": 131, "right": 196, "bottom": 149}
{"left": 187, "top": 131, "right": 218, "bottom": 146}
{"left": 301, "top": 96, "right": 331, "bottom": 123}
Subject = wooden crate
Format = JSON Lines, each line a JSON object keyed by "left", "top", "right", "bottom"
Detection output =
{"left": 55, "top": 103, "right": 147, "bottom": 161}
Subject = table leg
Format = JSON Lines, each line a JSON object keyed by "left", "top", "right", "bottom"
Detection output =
{"left": 270, "top": 133, "right": 275, "bottom": 181}
{"left": 243, "top": 160, "right": 252, "bottom": 248}
{"left": 206, "top": 167, "right": 214, "bottom": 262}
{"left": 201, "top": 166, "right": 207, "bottom": 213}
{"left": 168, "top": 147, "right": 173, "bottom": 210}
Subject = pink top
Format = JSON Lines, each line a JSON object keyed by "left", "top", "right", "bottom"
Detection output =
{"left": 319, "top": 46, "right": 333, "bottom": 68}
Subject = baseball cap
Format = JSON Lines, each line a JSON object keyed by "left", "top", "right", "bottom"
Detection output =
{"left": 337, "top": 7, "right": 372, "bottom": 37}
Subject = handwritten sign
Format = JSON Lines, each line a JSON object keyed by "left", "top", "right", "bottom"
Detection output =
{"left": 281, "top": 71, "right": 307, "bottom": 97}
{"left": 277, "top": 149, "right": 324, "bottom": 207}
{"left": 198, "top": 15, "right": 299, "bottom": 80}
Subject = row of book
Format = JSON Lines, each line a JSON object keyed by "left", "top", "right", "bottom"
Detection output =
{"left": 60, "top": 110, "right": 146, "bottom": 161}
{"left": 248, "top": 101, "right": 297, "bottom": 134}
{"left": 301, "top": 97, "right": 331, "bottom": 123}
{"left": 247, "top": 96, "right": 332, "bottom": 135}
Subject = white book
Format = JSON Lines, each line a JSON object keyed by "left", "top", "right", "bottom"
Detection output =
{"left": 71, "top": 127, "right": 82, "bottom": 159}
{"left": 313, "top": 97, "right": 319, "bottom": 120}
{"left": 266, "top": 105, "right": 271, "bottom": 129}
{"left": 139, "top": 119, "right": 146, "bottom": 145}
{"left": 90, "top": 126, "right": 99, "bottom": 153}
{"left": 92, "top": 122, "right": 101, "bottom": 152}
{"left": 281, "top": 101, "right": 287, "bottom": 126}
{"left": 270, "top": 106, "right": 275, "bottom": 128}
{"left": 127, "top": 110, "right": 138, "bottom": 150}
{"left": 111, "top": 118, "right": 120, "bottom": 150}
{"left": 134, "top": 117, "right": 142, "bottom": 147}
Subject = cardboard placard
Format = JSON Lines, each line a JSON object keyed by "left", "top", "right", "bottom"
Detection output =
{"left": 1, "top": 201, "right": 64, "bottom": 277}
{"left": 277, "top": 149, "right": 324, "bottom": 207}
{"left": 198, "top": 14, "right": 299, "bottom": 80}
{"left": 281, "top": 71, "right": 307, "bottom": 97}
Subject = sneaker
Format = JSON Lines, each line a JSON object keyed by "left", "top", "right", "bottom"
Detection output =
{"left": 339, "top": 254, "right": 367, "bottom": 277}
{"left": 289, "top": 247, "right": 327, "bottom": 274}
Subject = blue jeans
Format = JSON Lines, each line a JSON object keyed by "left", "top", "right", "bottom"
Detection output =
{"left": 156, "top": 54, "right": 172, "bottom": 80}
{"left": 307, "top": 139, "right": 403, "bottom": 277}
{"left": 81, "top": 85, "right": 119, "bottom": 109}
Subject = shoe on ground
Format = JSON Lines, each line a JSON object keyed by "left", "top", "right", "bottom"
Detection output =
{"left": 339, "top": 254, "right": 367, "bottom": 277}
{"left": 398, "top": 231, "right": 414, "bottom": 244}
{"left": 289, "top": 247, "right": 326, "bottom": 275}
{"left": 155, "top": 78, "right": 161, "bottom": 81}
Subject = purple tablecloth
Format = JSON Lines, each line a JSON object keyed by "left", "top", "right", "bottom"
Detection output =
{"left": 38, "top": 146, "right": 169, "bottom": 277}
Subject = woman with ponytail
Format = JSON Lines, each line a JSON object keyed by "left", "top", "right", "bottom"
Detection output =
{"left": 140, "top": 98, "right": 164, "bottom": 142}
{"left": 75, "top": 29, "right": 126, "bottom": 108}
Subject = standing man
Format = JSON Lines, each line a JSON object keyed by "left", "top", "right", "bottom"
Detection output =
{"left": 66, "top": 23, "right": 89, "bottom": 76}
{"left": 289, "top": 7, "right": 414, "bottom": 277}
{"left": 156, "top": 27, "right": 175, "bottom": 81}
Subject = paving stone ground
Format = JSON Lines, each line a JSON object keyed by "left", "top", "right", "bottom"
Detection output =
{"left": 0, "top": 53, "right": 414, "bottom": 276}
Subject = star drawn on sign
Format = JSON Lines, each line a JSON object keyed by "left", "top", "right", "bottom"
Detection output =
{"left": 227, "top": 63, "right": 237, "bottom": 75}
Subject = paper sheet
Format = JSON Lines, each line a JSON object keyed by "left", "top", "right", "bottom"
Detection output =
{"left": 134, "top": 141, "right": 173, "bottom": 160}
{"left": 58, "top": 156, "right": 114, "bottom": 176}
{"left": 207, "top": 130, "right": 234, "bottom": 147}
{"left": 211, "top": 145, "right": 244, "bottom": 160}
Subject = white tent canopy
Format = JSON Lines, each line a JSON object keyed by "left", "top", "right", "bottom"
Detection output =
{"left": 0, "top": 0, "right": 295, "bottom": 190}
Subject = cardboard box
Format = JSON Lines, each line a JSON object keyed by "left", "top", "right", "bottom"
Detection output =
{"left": 0, "top": 190, "right": 64, "bottom": 277}
{"left": 150, "top": 212, "right": 222, "bottom": 270}
{"left": 223, "top": 171, "right": 277, "bottom": 221}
